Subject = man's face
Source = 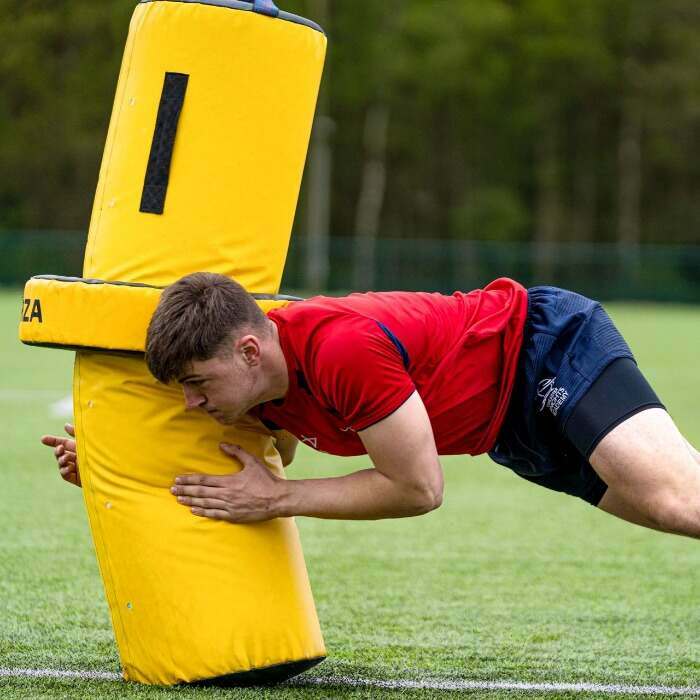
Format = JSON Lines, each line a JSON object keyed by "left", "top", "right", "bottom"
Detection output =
{"left": 177, "top": 339, "right": 262, "bottom": 424}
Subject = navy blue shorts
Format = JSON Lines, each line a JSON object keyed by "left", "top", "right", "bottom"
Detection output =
{"left": 489, "top": 286, "right": 637, "bottom": 506}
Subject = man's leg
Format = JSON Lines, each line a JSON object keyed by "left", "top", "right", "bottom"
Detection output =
{"left": 684, "top": 437, "right": 700, "bottom": 465}
{"left": 591, "top": 408, "right": 700, "bottom": 538}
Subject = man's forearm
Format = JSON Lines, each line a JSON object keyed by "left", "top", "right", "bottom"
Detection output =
{"left": 275, "top": 468, "right": 440, "bottom": 520}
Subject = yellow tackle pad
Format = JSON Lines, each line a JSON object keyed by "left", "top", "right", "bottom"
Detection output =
{"left": 85, "top": 0, "right": 326, "bottom": 290}
{"left": 74, "top": 352, "right": 324, "bottom": 685}
{"left": 19, "top": 275, "right": 294, "bottom": 353}
{"left": 19, "top": 0, "right": 327, "bottom": 686}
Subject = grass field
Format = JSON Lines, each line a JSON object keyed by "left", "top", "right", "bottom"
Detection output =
{"left": 1, "top": 289, "right": 700, "bottom": 699}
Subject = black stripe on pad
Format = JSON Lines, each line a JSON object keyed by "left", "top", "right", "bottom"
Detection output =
{"left": 139, "top": 72, "right": 189, "bottom": 215}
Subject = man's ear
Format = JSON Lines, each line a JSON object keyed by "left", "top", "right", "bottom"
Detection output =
{"left": 237, "top": 334, "right": 262, "bottom": 366}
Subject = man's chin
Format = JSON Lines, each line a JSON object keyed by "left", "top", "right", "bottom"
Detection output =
{"left": 204, "top": 408, "right": 242, "bottom": 425}
{"left": 213, "top": 414, "right": 236, "bottom": 425}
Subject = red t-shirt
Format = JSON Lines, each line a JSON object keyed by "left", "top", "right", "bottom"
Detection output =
{"left": 253, "top": 278, "right": 528, "bottom": 456}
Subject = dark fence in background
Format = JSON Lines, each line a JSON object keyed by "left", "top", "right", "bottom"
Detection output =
{"left": 2, "top": 230, "right": 700, "bottom": 303}
{"left": 284, "top": 237, "right": 700, "bottom": 303}
{"left": 0, "top": 230, "right": 86, "bottom": 286}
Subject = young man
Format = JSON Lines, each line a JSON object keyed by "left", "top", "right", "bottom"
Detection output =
{"left": 42, "top": 272, "right": 700, "bottom": 537}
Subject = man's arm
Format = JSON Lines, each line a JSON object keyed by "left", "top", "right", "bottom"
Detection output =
{"left": 277, "top": 391, "right": 443, "bottom": 519}
{"left": 273, "top": 430, "right": 298, "bottom": 468}
{"left": 172, "top": 391, "right": 444, "bottom": 522}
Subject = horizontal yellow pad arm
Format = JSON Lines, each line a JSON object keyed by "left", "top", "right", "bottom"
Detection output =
{"left": 19, "top": 275, "right": 294, "bottom": 353}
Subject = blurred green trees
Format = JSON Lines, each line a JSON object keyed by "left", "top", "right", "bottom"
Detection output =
{"left": 1, "top": 0, "right": 699, "bottom": 249}
{"left": 0, "top": 0, "right": 133, "bottom": 227}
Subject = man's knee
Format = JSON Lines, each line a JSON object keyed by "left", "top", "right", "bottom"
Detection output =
{"left": 647, "top": 490, "right": 700, "bottom": 537}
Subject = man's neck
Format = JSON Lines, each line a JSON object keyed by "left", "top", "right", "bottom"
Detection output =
{"left": 263, "top": 319, "right": 289, "bottom": 401}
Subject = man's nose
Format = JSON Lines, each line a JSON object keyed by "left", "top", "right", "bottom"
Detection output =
{"left": 183, "top": 385, "right": 206, "bottom": 410}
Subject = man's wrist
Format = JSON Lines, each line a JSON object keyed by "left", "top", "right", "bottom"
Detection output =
{"left": 273, "top": 477, "right": 300, "bottom": 518}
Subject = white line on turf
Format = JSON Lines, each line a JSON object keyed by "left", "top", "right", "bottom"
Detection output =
{"left": 1, "top": 668, "right": 700, "bottom": 695}
{"left": 0, "top": 668, "right": 120, "bottom": 681}
{"left": 0, "top": 389, "right": 72, "bottom": 417}
{"left": 49, "top": 394, "right": 73, "bottom": 418}
{"left": 296, "top": 676, "right": 700, "bottom": 695}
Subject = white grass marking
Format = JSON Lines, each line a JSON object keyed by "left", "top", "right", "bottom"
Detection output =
{"left": 296, "top": 676, "right": 700, "bottom": 696}
{"left": 49, "top": 394, "right": 73, "bottom": 418}
{"left": 1, "top": 668, "right": 700, "bottom": 695}
{"left": 0, "top": 668, "right": 120, "bottom": 681}
{"left": 0, "top": 389, "right": 72, "bottom": 417}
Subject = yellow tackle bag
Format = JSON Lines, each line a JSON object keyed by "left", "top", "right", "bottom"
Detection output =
{"left": 19, "top": 0, "right": 326, "bottom": 685}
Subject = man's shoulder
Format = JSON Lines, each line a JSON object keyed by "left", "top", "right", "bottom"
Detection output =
{"left": 274, "top": 290, "right": 431, "bottom": 322}
{"left": 272, "top": 295, "right": 372, "bottom": 331}
{"left": 273, "top": 298, "right": 390, "bottom": 363}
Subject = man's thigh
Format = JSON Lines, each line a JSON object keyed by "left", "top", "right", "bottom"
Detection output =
{"left": 590, "top": 407, "right": 700, "bottom": 531}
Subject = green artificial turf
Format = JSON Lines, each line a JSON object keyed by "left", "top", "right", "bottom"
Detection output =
{"left": 1, "top": 290, "right": 699, "bottom": 699}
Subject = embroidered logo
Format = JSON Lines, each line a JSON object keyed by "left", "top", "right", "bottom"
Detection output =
{"left": 301, "top": 435, "right": 318, "bottom": 448}
{"left": 537, "top": 377, "right": 569, "bottom": 417}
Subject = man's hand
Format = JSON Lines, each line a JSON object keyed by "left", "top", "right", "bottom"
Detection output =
{"left": 173, "top": 391, "right": 443, "bottom": 523}
{"left": 41, "top": 423, "right": 81, "bottom": 487}
{"left": 171, "top": 444, "right": 285, "bottom": 523}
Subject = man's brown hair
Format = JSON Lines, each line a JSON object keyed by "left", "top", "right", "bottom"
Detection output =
{"left": 146, "top": 272, "right": 268, "bottom": 383}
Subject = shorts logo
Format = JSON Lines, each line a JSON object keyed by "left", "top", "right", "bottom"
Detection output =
{"left": 301, "top": 435, "right": 318, "bottom": 448}
{"left": 537, "top": 377, "right": 569, "bottom": 416}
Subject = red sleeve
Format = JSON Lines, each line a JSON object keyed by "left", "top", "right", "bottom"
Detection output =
{"left": 311, "top": 316, "right": 416, "bottom": 431}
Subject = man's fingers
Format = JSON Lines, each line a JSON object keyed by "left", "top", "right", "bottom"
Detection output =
{"left": 55, "top": 447, "right": 76, "bottom": 464}
{"left": 174, "top": 473, "right": 225, "bottom": 487}
{"left": 176, "top": 496, "right": 228, "bottom": 509}
{"left": 171, "top": 483, "right": 220, "bottom": 498}
{"left": 220, "top": 443, "right": 256, "bottom": 467}
{"left": 59, "top": 464, "right": 81, "bottom": 487}
{"left": 58, "top": 453, "right": 76, "bottom": 467}
{"left": 57, "top": 437, "right": 77, "bottom": 452}
{"left": 190, "top": 508, "right": 229, "bottom": 520}
{"left": 43, "top": 425, "right": 76, "bottom": 450}
{"left": 43, "top": 435, "right": 76, "bottom": 452}
{"left": 220, "top": 443, "right": 241, "bottom": 457}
